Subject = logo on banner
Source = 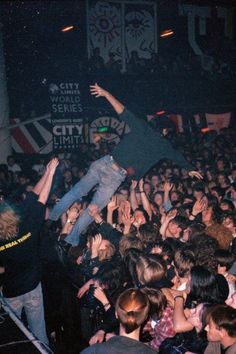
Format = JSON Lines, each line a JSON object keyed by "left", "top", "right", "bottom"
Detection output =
{"left": 49, "top": 82, "right": 84, "bottom": 151}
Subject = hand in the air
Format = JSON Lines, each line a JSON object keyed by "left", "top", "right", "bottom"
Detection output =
{"left": 90, "top": 83, "right": 107, "bottom": 98}
{"left": 188, "top": 171, "right": 203, "bottom": 180}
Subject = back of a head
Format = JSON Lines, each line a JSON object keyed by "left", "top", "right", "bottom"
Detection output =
{"left": 0, "top": 203, "right": 20, "bottom": 241}
{"left": 116, "top": 288, "right": 150, "bottom": 334}
{"left": 136, "top": 254, "right": 166, "bottom": 286}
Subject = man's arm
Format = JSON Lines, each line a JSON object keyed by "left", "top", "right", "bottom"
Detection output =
{"left": 37, "top": 158, "right": 59, "bottom": 205}
{"left": 90, "top": 83, "right": 124, "bottom": 115}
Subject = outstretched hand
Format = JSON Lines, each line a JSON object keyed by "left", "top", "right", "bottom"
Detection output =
{"left": 46, "top": 158, "right": 59, "bottom": 174}
{"left": 90, "top": 83, "right": 107, "bottom": 98}
{"left": 188, "top": 171, "right": 203, "bottom": 180}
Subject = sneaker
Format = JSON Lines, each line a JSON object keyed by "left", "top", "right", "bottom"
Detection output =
{"left": 55, "top": 239, "right": 71, "bottom": 266}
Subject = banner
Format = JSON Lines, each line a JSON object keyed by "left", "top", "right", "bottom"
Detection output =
{"left": 87, "top": 0, "right": 157, "bottom": 71}
{"left": 49, "top": 82, "right": 84, "bottom": 151}
{"left": 205, "top": 112, "right": 231, "bottom": 131}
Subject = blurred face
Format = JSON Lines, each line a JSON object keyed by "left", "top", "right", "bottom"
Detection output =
{"left": 202, "top": 207, "right": 213, "bottom": 224}
{"left": 205, "top": 319, "right": 222, "bottom": 342}
{"left": 218, "top": 175, "right": 226, "bottom": 185}
{"left": 144, "top": 183, "right": 151, "bottom": 195}
{"left": 134, "top": 210, "right": 146, "bottom": 226}
{"left": 222, "top": 216, "right": 234, "bottom": 229}
{"left": 170, "top": 192, "right": 178, "bottom": 202}
{"left": 154, "top": 193, "right": 163, "bottom": 206}
{"left": 216, "top": 160, "right": 224, "bottom": 171}
{"left": 225, "top": 292, "right": 236, "bottom": 309}
{"left": 168, "top": 221, "right": 181, "bottom": 237}
{"left": 64, "top": 170, "right": 72, "bottom": 182}
{"left": 151, "top": 175, "right": 159, "bottom": 187}
{"left": 220, "top": 202, "right": 230, "bottom": 211}
{"left": 193, "top": 190, "right": 204, "bottom": 201}
{"left": 206, "top": 171, "right": 213, "bottom": 181}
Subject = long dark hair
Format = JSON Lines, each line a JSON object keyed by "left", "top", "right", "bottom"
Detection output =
{"left": 189, "top": 266, "right": 220, "bottom": 305}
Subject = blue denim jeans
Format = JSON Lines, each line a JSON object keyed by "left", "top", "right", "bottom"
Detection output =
{"left": 4, "top": 282, "right": 49, "bottom": 345}
{"left": 49, "top": 155, "right": 126, "bottom": 246}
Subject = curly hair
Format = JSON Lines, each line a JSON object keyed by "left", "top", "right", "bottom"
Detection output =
{"left": 190, "top": 233, "right": 219, "bottom": 273}
{"left": 206, "top": 223, "right": 232, "bottom": 250}
{"left": 0, "top": 204, "right": 20, "bottom": 241}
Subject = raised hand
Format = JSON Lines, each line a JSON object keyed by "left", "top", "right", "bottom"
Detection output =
{"left": 188, "top": 171, "right": 203, "bottom": 180}
{"left": 166, "top": 208, "right": 178, "bottom": 221}
{"left": 163, "top": 181, "right": 174, "bottom": 192}
{"left": 130, "top": 179, "right": 138, "bottom": 191}
{"left": 46, "top": 158, "right": 59, "bottom": 173}
{"left": 91, "top": 234, "right": 102, "bottom": 256}
{"left": 138, "top": 178, "right": 144, "bottom": 191}
{"left": 90, "top": 83, "right": 107, "bottom": 98}
{"left": 192, "top": 197, "right": 207, "bottom": 216}
{"left": 107, "top": 196, "right": 119, "bottom": 212}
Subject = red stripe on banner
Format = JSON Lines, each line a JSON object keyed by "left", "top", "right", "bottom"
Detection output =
{"left": 11, "top": 127, "right": 36, "bottom": 153}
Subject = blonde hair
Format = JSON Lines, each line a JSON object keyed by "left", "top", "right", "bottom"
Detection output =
{"left": 0, "top": 205, "right": 20, "bottom": 241}
{"left": 136, "top": 255, "right": 166, "bottom": 285}
{"left": 116, "top": 288, "right": 150, "bottom": 334}
{"left": 98, "top": 241, "right": 115, "bottom": 261}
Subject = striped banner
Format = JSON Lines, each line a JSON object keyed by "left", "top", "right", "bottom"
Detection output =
{"left": 11, "top": 117, "right": 53, "bottom": 154}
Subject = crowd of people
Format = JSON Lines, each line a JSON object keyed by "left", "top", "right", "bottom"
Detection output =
{"left": 0, "top": 84, "right": 236, "bottom": 354}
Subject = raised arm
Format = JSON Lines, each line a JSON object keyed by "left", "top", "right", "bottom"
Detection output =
{"left": 90, "top": 83, "right": 124, "bottom": 115}
{"left": 37, "top": 158, "right": 59, "bottom": 205}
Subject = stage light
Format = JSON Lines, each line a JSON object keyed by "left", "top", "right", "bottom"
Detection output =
{"left": 160, "top": 29, "right": 174, "bottom": 38}
{"left": 61, "top": 26, "right": 74, "bottom": 32}
{"left": 201, "top": 127, "right": 210, "bottom": 133}
{"left": 156, "top": 110, "right": 166, "bottom": 116}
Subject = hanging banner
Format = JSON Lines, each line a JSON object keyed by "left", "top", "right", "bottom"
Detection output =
{"left": 87, "top": 0, "right": 157, "bottom": 71}
{"left": 49, "top": 82, "right": 84, "bottom": 151}
{"left": 205, "top": 112, "right": 231, "bottom": 131}
{"left": 124, "top": 2, "right": 156, "bottom": 62}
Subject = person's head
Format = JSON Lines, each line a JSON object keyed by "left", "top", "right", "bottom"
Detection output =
{"left": 219, "top": 200, "right": 235, "bottom": 212}
{"left": 116, "top": 288, "right": 150, "bottom": 334}
{"left": 87, "top": 234, "right": 115, "bottom": 261}
{"left": 0, "top": 204, "right": 20, "bottom": 241}
{"left": 217, "top": 173, "right": 230, "bottom": 187}
{"left": 205, "top": 305, "right": 236, "bottom": 344}
{"left": 133, "top": 208, "right": 149, "bottom": 227}
{"left": 153, "top": 192, "right": 163, "bottom": 207}
{"left": 190, "top": 233, "right": 219, "bottom": 273}
{"left": 210, "top": 186, "right": 225, "bottom": 202}
{"left": 136, "top": 254, "right": 166, "bottom": 287}
{"left": 188, "top": 303, "right": 211, "bottom": 333}
{"left": 141, "top": 287, "right": 167, "bottom": 320}
{"left": 206, "top": 223, "right": 232, "bottom": 250}
{"left": 174, "top": 248, "right": 195, "bottom": 279}
{"left": 143, "top": 181, "right": 152, "bottom": 195}
{"left": 216, "top": 158, "right": 225, "bottom": 172}
{"left": 63, "top": 169, "right": 73, "bottom": 183}
{"left": 222, "top": 212, "right": 236, "bottom": 231}
{"left": 137, "top": 222, "right": 160, "bottom": 248}
{"left": 167, "top": 215, "right": 185, "bottom": 239}
{"left": 116, "top": 186, "right": 129, "bottom": 203}
{"left": 119, "top": 236, "right": 143, "bottom": 258}
{"left": 193, "top": 183, "right": 205, "bottom": 201}
{"left": 187, "top": 266, "right": 220, "bottom": 305}
{"left": 150, "top": 174, "right": 160, "bottom": 188}
{"left": 214, "top": 249, "right": 235, "bottom": 274}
